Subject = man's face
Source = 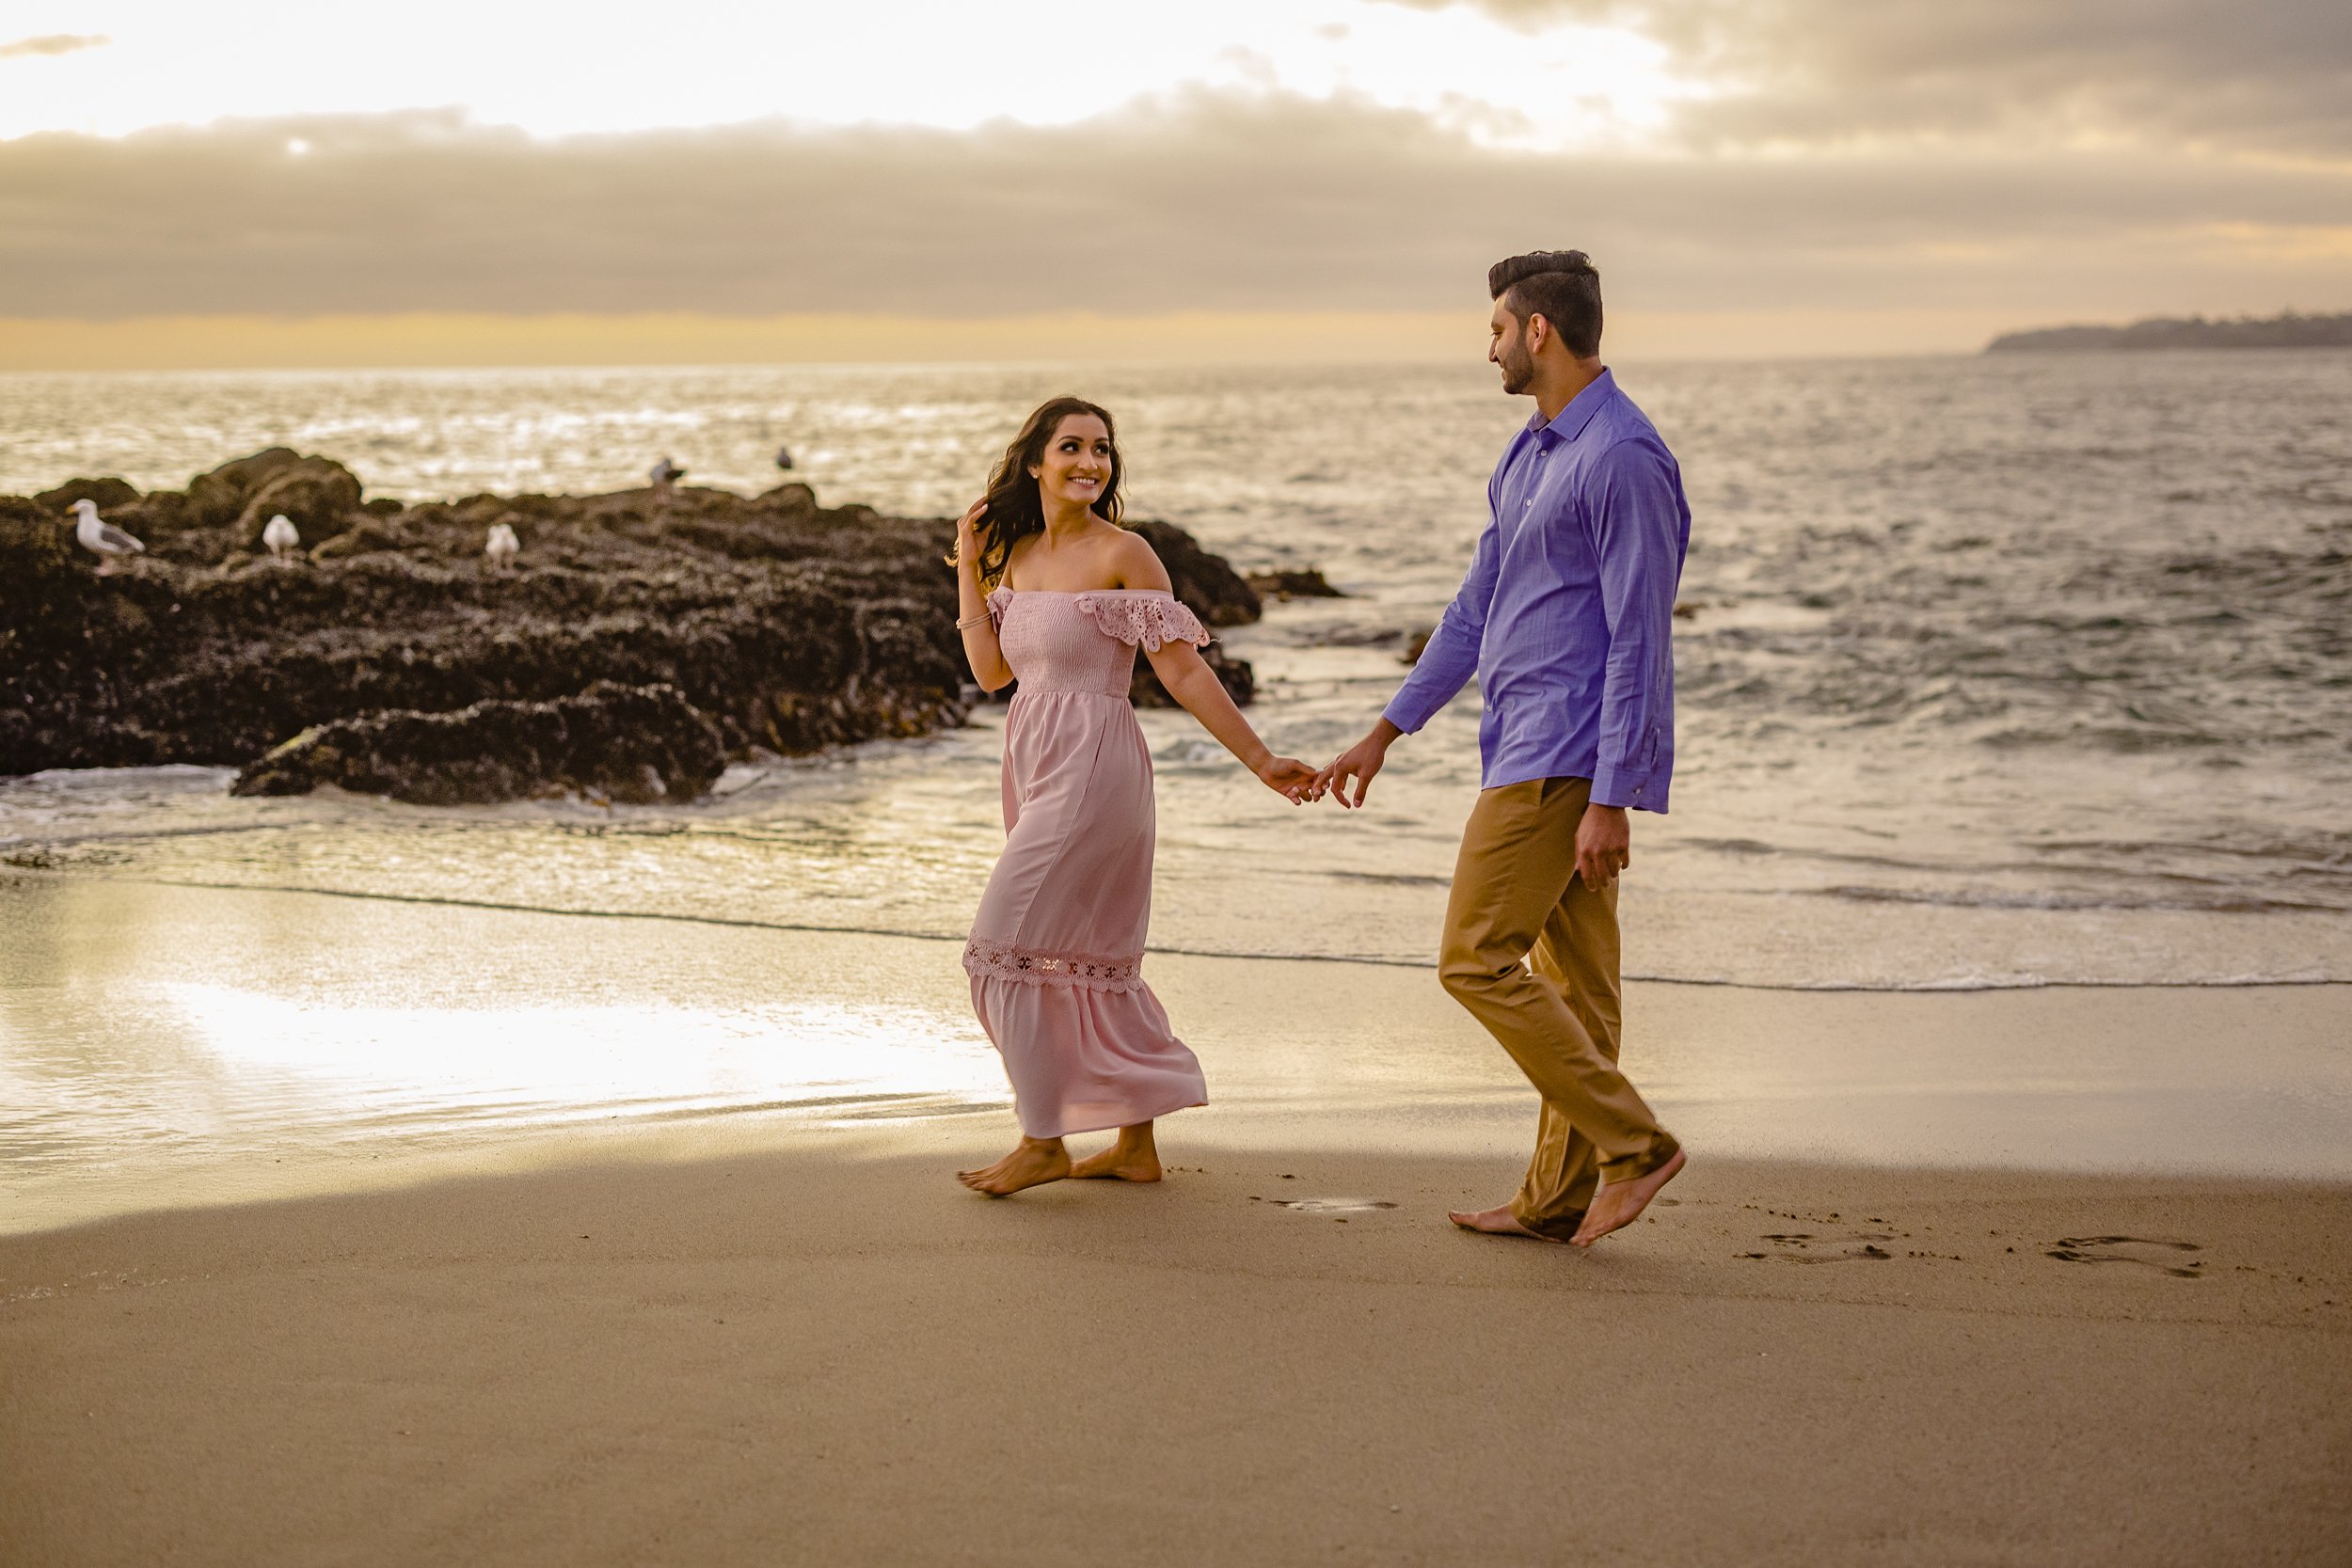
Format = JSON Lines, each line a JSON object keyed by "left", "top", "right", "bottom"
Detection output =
{"left": 1488, "top": 297, "right": 1535, "bottom": 395}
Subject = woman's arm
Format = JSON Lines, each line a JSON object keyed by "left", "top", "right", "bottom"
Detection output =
{"left": 1145, "top": 641, "right": 1312, "bottom": 801}
{"left": 953, "top": 500, "right": 1016, "bottom": 691}
{"left": 1112, "top": 531, "right": 1311, "bottom": 800}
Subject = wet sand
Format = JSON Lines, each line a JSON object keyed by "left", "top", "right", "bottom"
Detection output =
{"left": 4, "top": 877, "right": 2351, "bottom": 1563}
{"left": 9, "top": 875, "right": 2352, "bottom": 1235}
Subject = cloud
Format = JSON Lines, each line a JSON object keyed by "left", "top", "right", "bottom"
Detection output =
{"left": 1, "top": 92, "right": 2346, "bottom": 325}
{"left": 0, "top": 33, "right": 109, "bottom": 60}
{"left": 1377, "top": 0, "right": 2352, "bottom": 156}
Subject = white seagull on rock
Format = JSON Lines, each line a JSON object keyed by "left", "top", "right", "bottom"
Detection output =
{"left": 649, "top": 454, "right": 685, "bottom": 504}
{"left": 262, "top": 513, "right": 301, "bottom": 561}
{"left": 485, "top": 521, "right": 520, "bottom": 570}
{"left": 70, "top": 499, "right": 145, "bottom": 575}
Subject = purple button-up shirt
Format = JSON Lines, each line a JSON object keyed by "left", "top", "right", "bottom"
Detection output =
{"left": 1384, "top": 370, "right": 1690, "bottom": 812}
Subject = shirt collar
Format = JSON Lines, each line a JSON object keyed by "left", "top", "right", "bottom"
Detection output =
{"left": 1526, "top": 368, "right": 1615, "bottom": 449}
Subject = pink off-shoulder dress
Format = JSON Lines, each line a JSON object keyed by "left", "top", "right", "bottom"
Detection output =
{"left": 964, "top": 587, "right": 1214, "bottom": 1137}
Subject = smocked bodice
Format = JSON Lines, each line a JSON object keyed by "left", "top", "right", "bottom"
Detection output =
{"left": 985, "top": 588, "right": 1212, "bottom": 697}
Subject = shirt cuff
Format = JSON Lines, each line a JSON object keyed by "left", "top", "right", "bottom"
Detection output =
{"left": 1590, "top": 765, "right": 1667, "bottom": 814}
{"left": 1382, "top": 691, "right": 1438, "bottom": 736}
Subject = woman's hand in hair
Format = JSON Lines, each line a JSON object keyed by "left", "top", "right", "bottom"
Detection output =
{"left": 951, "top": 499, "right": 988, "bottom": 571}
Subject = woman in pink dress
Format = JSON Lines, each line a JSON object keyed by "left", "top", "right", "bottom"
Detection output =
{"left": 949, "top": 396, "right": 1316, "bottom": 1196}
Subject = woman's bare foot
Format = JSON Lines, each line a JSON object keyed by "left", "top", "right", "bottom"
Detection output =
{"left": 1448, "top": 1204, "right": 1565, "bottom": 1241}
{"left": 1069, "top": 1147, "right": 1162, "bottom": 1181}
{"left": 1570, "top": 1148, "right": 1686, "bottom": 1246}
{"left": 1069, "top": 1122, "right": 1162, "bottom": 1182}
{"left": 956, "top": 1137, "right": 1071, "bottom": 1196}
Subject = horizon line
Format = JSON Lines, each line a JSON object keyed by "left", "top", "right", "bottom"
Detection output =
{"left": 0, "top": 307, "right": 2044, "bottom": 372}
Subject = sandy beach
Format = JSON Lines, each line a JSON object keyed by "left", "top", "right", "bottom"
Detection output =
{"left": 5, "top": 877, "right": 2350, "bottom": 1565}
{"left": 9, "top": 1, "right": 2352, "bottom": 1558}
{"left": 6, "top": 1139, "right": 2349, "bottom": 1566}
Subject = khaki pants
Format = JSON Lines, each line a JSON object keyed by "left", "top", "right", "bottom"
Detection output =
{"left": 1439, "top": 776, "right": 1679, "bottom": 1238}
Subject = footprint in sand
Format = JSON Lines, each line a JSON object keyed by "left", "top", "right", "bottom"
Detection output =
{"left": 1740, "top": 1232, "right": 1896, "bottom": 1263}
{"left": 1271, "top": 1197, "right": 1399, "bottom": 1215}
{"left": 2044, "top": 1236, "right": 2203, "bottom": 1278}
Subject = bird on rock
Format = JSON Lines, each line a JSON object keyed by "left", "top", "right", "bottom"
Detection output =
{"left": 485, "top": 521, "right": 520, "bottom": 570}
{"left": 70, "top": 499, "right": 145, "bottom": 576}
{"left": 650, "top": 454, "right": 684, "bottom": 503}
{"left": 262, "top": 514, "right": 300, "bottom": 561}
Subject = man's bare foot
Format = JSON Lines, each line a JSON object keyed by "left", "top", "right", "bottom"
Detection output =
{"left": 1070, "top": 1146, "right": 1162, "bottom": 1182}
{"left": 956, "top": 1139, "right": 1071, "bottom": 1196}
{"left": 1448, "top": 1204, "right": 1568, "bottom": 1242}
{"left": 1569, "top": 1148, "right": 1687, "bottom": 1247}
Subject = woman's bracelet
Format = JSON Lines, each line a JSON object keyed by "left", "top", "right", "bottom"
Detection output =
{"left": 955, "top": 610, "right": 993, "bottom": 630}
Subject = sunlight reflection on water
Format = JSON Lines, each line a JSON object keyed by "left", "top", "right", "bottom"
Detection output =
{"left": 155, "top": 984, "right": 1005, "bottom": 1130}
{"left": 0, "top": 876, "right": 1009, "bottom": 1182}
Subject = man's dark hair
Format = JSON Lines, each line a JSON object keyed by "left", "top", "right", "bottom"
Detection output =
{"left": 1488, "top": 250, "right": 1603, "bottom": 357}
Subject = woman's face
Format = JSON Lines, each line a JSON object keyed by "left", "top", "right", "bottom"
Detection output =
{"left": 1028, "top": 413, "right": 1114, "bottom": 512}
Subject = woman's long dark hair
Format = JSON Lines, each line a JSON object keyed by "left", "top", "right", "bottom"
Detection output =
{"left": 966, "top": 396, "right": 1124, "bottom": 587}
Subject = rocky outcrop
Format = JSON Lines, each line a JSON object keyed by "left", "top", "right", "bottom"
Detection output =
{"left": 1133, "top": 520, "right": 1261, "bottom": 626}
{"left": 231, "top": 681, "right": 726, "bottom": 806}
{"left": 33, "top": 477, "right": 140, "bottom": 513}
{"left": 1, "top": 451, "right": 1264, "bottom": 797}
{"left": 233, "top": 455, "right": 363, "bottom": 550}
{"left": 188, "top": 449, "right": 301, "bottom": 531}
{"left": 1127, "top": 640, "right": 1253, "bottom": 708}
{"left": 1245, "top": 568, "right": 1345, "bottom": 601}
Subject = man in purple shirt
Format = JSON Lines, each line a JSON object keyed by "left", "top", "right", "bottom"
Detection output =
{"left": 1316, "top": 250, "right": 1688, "bottom": 1247}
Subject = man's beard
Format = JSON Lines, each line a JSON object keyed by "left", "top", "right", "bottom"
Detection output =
{"left": 1498, "top": 340, "right": 1535, "bottom": 394}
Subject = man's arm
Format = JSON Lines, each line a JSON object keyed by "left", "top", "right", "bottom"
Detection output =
{"left": 1385, "top": 513, "right": 1500, "bottom": 738}
{"left": 1315, "top": 511, "right": 1502, "bottom": 807}
{"left": 1586, "top": 437, "right": 1687, "bottom": 815}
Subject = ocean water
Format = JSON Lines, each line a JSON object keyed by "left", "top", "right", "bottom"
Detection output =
{"left": 4, "top": 353, "right": 2350, "bottom": 993}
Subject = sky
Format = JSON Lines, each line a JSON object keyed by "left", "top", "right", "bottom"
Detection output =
{"left": 2, "top": 0, "right": 2347, "bottom": 368}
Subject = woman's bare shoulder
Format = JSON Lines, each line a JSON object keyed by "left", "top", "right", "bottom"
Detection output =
{"left": 1104, "top": 527, "right": 1172, "bottom": 592}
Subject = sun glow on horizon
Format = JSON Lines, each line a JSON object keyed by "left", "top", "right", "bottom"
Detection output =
{"left": 0, "top": 0, "right": 1694, "bottom": 149}
{"left": 8, "top": 2, "right": 2344, "bottom": 366}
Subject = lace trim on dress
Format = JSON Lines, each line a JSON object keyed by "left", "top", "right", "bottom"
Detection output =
{"left": 1071, "top": 593, "right": 1213, "bottom": 650}
{"left": 963, "top": 938, "right": 1146, "bottom": 993}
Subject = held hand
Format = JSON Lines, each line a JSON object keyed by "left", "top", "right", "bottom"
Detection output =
{"left": 1574, "top": 803, "right": 1631, "bottom": 888}
{"left": 1256, "top": 755, "right": 1318, "bottom": 805}
{"left": 1313, "top": 730, "right": 1391, "bottom": 809}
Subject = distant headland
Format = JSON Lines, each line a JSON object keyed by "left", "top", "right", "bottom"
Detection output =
{"left": 1985, "top": 310, "right": 2352, "bottom": 354}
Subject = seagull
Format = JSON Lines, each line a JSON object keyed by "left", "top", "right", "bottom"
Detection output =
{"left": 70, "top": 499, "right": 145, "bottom": 576}
{"left": 262, "top": 514, "right": 300, "bottom": 561}
{"left": 774, "top": 444, "right": 794, "bottom": 471}
{"left": 485, "top": 521, "right": 520, "bottom": 570}
{"left": 651, "top": 455, "right": 685, "bottom": 486}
